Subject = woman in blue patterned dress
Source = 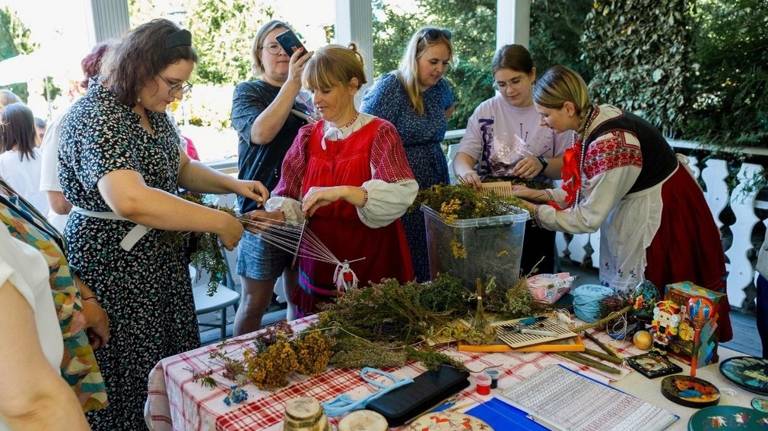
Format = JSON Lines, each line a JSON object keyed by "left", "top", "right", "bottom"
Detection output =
{"left": 58, "top": 20, "right": 268, "bottom": 429}
{"left": 361, "top": 27, "right": 455, "bottom": 281}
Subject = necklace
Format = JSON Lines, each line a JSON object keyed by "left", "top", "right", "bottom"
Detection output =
{"left": 336, "top": 111, "right": 359, "bottom": 129}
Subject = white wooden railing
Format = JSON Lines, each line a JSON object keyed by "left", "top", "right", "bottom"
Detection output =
{"left": 444, "top": 131, "right": 768, "bottom": 309}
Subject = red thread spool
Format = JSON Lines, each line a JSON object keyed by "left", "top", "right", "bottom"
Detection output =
{"left": 475, "top": 373, "right": 491, "bottom": 395}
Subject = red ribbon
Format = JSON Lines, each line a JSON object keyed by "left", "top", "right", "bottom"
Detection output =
{"left": 548, "top": 139, "right": 582, "bottom": 210}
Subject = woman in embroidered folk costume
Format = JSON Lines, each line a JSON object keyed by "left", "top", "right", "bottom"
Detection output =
{"left": 361, "top": 27, "right": 455, "bottom": 282}
{"left": 452, "top": 45, "right": 573, "bottom": 275}
{"left": 250, "top": 44, "right": 417, "bottom": 316}
{"left": 512, "top": 65, "right": 731, "bottom": 341}
{"left": 58, "top": 20, "right": 268, "bottom": 429}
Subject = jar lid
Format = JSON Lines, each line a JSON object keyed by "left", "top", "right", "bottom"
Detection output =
{"left": 338, "top": 410, "right": 388, "bottom": 431}
{"left": 285, "top": 397, "right": 322, "bottom": 421}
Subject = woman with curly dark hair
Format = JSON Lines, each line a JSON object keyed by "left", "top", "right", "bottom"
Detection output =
{"left": 58, "top": 19, "right": 269, "bottom": 429}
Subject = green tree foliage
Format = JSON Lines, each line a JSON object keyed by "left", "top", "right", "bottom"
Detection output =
{"left": 371, "top": 0, "right": 422, "bottom": 76}
{"left": 129, "top": 0, "right": 278, "bottom": 85}
{"left": 0, "top": 6, "right": 37, "bottom": 101}
{"left": 189, "top": 0, "right": 276, "bottom": 84}
{"left": 529, "top": 0, "right": 593, "bottom": 81}
{"left": 684, "top": 0, "right": 768, "bottom": 148}
{"left": 582, "top": 0, "right": 693, "bottom": 137}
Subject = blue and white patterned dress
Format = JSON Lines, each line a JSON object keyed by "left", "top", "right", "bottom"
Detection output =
{"left": 362, "top": 72, "right": 455, "bottom": 281}
{"left": 59, "top": 80, "right": 199, "bottom": 430}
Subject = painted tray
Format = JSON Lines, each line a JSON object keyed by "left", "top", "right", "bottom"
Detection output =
{"left": 661, "top": 375, "right": 720, "bottom": 408}
{"left": 406, "top": 412, "right": 493, "bottom": 431}
{"left": 719, "top": 356, "right": 768, "bottom": 395}
{"left": 688, "top": 405, "right": 768, "bottom": 430}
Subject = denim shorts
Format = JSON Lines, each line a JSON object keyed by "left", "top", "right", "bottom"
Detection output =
{"left": 237, "top": 231, "right": 293, "bottom": 281}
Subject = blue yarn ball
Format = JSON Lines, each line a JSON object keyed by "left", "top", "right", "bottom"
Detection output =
{"left": 571, "top": 284, "right": 614, "bottom": 323}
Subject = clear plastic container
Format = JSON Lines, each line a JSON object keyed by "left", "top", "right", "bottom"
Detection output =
{"left": 422, "top": 204, "right": 529, "bottom": 291}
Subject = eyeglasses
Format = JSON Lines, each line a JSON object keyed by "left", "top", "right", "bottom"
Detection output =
{"left": 493, "top": 78, "right": 522, "bottom": 90}
{"left": 158, "top": 75, "right": 192, "bottom": 97}
{"left": 261, "top": 42, "right": 284, "bottom": 56}
{"left": 421, "top": 28, "right": 452, "bottom": 42}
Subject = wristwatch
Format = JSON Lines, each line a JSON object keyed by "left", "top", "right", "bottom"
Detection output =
{"left": 536, "top": 156, "right": 549, "bottom": 175}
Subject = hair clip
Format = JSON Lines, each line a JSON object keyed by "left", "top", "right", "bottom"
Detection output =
{"left": 165, "top": 29, "right": 192, "bottom": 49}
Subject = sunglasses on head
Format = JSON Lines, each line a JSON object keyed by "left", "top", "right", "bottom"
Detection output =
{"left": 421, "top": 28, "right": 452, "bottom": 42}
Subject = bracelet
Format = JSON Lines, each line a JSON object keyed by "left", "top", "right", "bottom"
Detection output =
{"left": 81, "top": 296, "right": 99, "bottom": 303}
{"left": 536, "top": 156, "right": 549, "bottom": 175}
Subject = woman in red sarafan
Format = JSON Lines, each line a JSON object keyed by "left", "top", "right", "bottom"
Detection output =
{"left": 247, "top": 44, "right": 417, "bottom": 317}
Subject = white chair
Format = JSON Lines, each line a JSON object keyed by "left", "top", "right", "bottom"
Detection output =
{"left": 191, "top": 243, "right": 240, "bottom": 341}
{"left": 193, "top": 282, "right": 239, "bottom": 340}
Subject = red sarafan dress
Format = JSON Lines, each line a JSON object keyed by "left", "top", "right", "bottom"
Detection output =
{"left": 273, "top": 117, "right": 415, "bottom": 316}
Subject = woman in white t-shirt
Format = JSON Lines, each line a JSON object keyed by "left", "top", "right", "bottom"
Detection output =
{"left": 452, "top": 45, "right": 572, "bottom": 274}
{"left": 0, "top": 222, "right": 90, "bottom": 430}
{"left": 0, "top": 103, "right": 50, "bottom": 216}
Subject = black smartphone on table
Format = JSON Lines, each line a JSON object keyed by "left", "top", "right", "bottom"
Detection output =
{"left": 275, "top": 29, "right": 306, "bottom": 55}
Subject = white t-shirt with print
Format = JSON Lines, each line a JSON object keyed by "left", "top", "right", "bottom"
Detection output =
{"left": 457, "top": 94, "right": 573, "bottom": 177}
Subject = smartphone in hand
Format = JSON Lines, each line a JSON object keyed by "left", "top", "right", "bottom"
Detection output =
{"left": 275, "top": 29, "right": 306, "bottom": 55}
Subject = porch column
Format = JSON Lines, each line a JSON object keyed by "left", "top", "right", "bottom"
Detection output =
{"left": 86, "top": 0, "right": 130, "bottom": 45}
{"left": 335, "top": 0, "right": 374, "bottom": 102}
{"left": 497, "top": 0, "right": 531, "bottom": 48}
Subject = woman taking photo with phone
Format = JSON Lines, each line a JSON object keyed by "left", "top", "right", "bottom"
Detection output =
{"left": 361, "top": 27, "right": 455, "bottom": 282}
{"left": 452, "top": 45, "right": 572, "bottom": 274}
{"left": 231, "top": 20, "right": 313, "bottom": 334}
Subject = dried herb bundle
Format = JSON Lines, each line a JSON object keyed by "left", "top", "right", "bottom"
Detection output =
{"left": 484, "top": 276, "right": 538, "bottom": 318}
{"left": 413, "top": 183, "right": 530, "bottom": 220}
{"left": 319, "top": 274, "right": 469, "bottom": 344}
{"left": 326, "top": 326, "right": 465, "bottom": 371}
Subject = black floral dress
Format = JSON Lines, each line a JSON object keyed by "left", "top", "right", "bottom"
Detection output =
{"left": 59, "top": 81, "right": 200, "bottom": 430}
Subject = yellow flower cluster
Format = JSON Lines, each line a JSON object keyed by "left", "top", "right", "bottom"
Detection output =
{"left": 450, "top": 239, "right": 467, "bottom": 259}
{"left": 242, "top": 331, "right": 333, "bottom": 390}
{"left": 295, "top": 331, "right": 333, "bottom": 375}
{"left": 439, "top": 198, "right": 462, "bottom": 224}
{"left": 244, "top": 338, "right": 298, "bottom": 389}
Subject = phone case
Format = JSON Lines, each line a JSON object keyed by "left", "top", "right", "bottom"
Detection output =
{"left": 366, "top": 365, "right": 470, "bottom": 427}
{"left": 275, "top": 30, "right": 305, "bottom": 55}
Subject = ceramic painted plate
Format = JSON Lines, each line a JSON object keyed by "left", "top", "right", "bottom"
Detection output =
{"left": 661, "top": 375, "right": 720, "bottom": 408}
{"left": 719, "top": 356, "right": 768, "bottom": 395}
{"left": 406, "top": 412, "right": 493, "bottom": 431}
{"left": 688, "top": 405, "right": 768, "bottom": 430}
{"left": 752, "top": 398, "right": 768, "bottom": 413}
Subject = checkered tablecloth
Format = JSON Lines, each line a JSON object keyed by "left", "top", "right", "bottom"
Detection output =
{"left": 146, "top": 316, "right": 642, "bottom": 431}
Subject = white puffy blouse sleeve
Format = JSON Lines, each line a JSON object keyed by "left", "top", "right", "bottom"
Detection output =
{"left": 358, "top": 179, "right": 418, "bottom": 228}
